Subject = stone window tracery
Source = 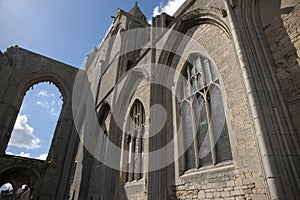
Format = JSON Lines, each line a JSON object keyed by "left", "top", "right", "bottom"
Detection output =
{"left": 179, "top": 54, "right": 232, "bottom": 171}
{"left": 124, "top": 100, "right": 145, "bottom": 182}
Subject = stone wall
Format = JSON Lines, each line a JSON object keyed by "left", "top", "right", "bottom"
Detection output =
{"left": 264, "top": 3, "right": 300, "bottom": 139}
{"left": 69, "top": 1, "right": 300, "bottom": 199}
{"left": 123, "top": 181, "right": 145, "bottom": 199}
{"left": 0, "top": 47, "right": 79, "bottom": 200}
{"left": 172, "top": 12, "right": 267, "bottom": 200}
{"left": 176, "top": 168, "right": 266, "bottom": 200}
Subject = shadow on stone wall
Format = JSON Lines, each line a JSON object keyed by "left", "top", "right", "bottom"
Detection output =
{"left": 259, "top": 0, "right": 300, "bottom": 198}
{"left": 262, "top": 1, "right": 300, "bottom": 139}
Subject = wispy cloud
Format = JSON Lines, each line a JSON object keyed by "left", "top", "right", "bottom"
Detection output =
{"left": 37, "top": 89, "right": 56, "bottom": 98}
{"left": 37, "top": 101, "right": 50, "bottom": 109}
{"left": 36, "top": 90, "right": 62, "bottom": 116}
{"left": 152, "top": 0, "right": 185, "bottom": 17}
{"left": 6, "top": 151, "right": 31, "bottom": 158}
{"left": 8, "top": 114, "right": 41, "bottom": 149}
{"left": 36, "top": 153, "right": 48, "bottom": 160}
{"left": 6, "top": 151, "right": 48, "bottom": 160}
{"left": 49, "top": 107, "right": 57, "bottom": 116}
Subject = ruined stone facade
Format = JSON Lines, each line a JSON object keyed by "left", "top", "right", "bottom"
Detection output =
{"left": 0, "top": 0, "right": 299, "bottom": 199}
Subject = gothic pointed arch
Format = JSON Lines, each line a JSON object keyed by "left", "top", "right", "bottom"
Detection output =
{"left": 0, "top": 47, "right": 79, "bottom": 199}
{"left": 97, "top": 102, "right": 111, "bottom": 161}
{"left": 177, "top": 53, "right": 232, "bottom": 172}
{"left": 121, "top": 99, "right": 145, "bottom": 182}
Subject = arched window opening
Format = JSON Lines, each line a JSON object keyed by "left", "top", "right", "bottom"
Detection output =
{"left": 0, "top": 183, "right": 13, "bottom": 199}
{"left": 123, "top": 100, "right": 145, "bottom": 182}
{"left": 97, "top": 103, "right": 111, "bottom": 162}
{"left": 5, "top": 82, "right": 63, "bottom": 161}
{"left": 16, "top": 184, "right": 31, "bottom": 199}
{"left": 179, "top": 55, "right": 232, "bottom": 172}
{"left": 0, "top": 183, "right": 32, "bottom": 200}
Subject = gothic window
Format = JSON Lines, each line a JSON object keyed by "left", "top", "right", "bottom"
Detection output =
{"left": 97, "top": 103, "right": 110, "bottom": 161}
{"left": 6, "top": 82, "right": 63, "bottom": 160}
{"left": 124, "top": 100, "right": 145, "bottom": 182}
{"left": 179, "top": 55, "right": 232, "bottom": 171}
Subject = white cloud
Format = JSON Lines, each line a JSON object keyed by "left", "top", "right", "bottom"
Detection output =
{"left": 37, "top": 100, "right": 58, "bottom": 116}
{"left": 37, "top": 89, "right": 56, "bottom": 98}
{"left": 18, "top": 152, "right": 31, "bottom": 157}
{"left": 37, "top": 89, "right": 48, "bottom": 97}
{"left": 6, "top": 151, "right": 31, "bottom": 158}
{"left": 6, "top": 151, "right": 48, "bottom": 160}
{"left": 36, "top": 153, "right": 48, "bottom": 160}
{"left": 152, "top": 0, "right": 185, "bottom": 17}
{"left": 36, "top": 90, "right": 61, "bottom": 116}
{"left": 8, "top": 114, "right": 41, "bottom": 149}
{"left": 49, "top": 107, "right": 57, "bottom": 116}
{"left": 153, "top": 6, "right": 161, "bottom": 17}
{"left": 37, "top": 101, "right": 50, "bottom": 108}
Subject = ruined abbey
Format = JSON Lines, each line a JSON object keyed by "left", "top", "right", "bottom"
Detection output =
{"left": 0, "top": 0, "right": 300, "bottom": 199}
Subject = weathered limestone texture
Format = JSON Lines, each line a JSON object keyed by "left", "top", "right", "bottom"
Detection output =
{"left": 0, "top": 0, "right": 299, "bottom": 199}
{"left": 0, "top": 47, "right": 79, "bottom": 199}
{"left": 264, "top": 3, "right": 300, "bottom": 139}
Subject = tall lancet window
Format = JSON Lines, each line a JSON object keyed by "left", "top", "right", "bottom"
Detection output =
{"left": 124, "top": 100, "right": 145, "bottom": 182}
{"left": 179, "top": 54, "right": 232, "bottom": 171}
{"left": 98, "top": 103, "right": 110, "bottom": 162}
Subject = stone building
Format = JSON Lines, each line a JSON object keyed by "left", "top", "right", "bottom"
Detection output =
{"left": 0, "top": 0, "right": 300, "bottom": 199}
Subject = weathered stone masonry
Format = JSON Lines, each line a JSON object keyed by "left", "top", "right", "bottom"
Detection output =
{"left": 0, "top": 0, "right": 299, "bottom": 199}
{"left": 264, "top": 4, "right": 300, "bottom": 140}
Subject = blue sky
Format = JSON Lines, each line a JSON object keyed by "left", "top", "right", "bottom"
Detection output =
{"left": 6, "top": 83, "right": 62, "bottom": 160}
{"left": 0, "top": 0, "right": 185, "bottom": 67}
{"left": 0, "top": 0, "right": 185, "bottom": 166}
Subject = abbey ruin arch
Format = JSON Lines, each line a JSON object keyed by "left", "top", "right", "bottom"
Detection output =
{"left": 0, "top": 47, "right": 80, "bottom": 199}
{"left": 1, "top": 0, "right": 300, "bottom": 199}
